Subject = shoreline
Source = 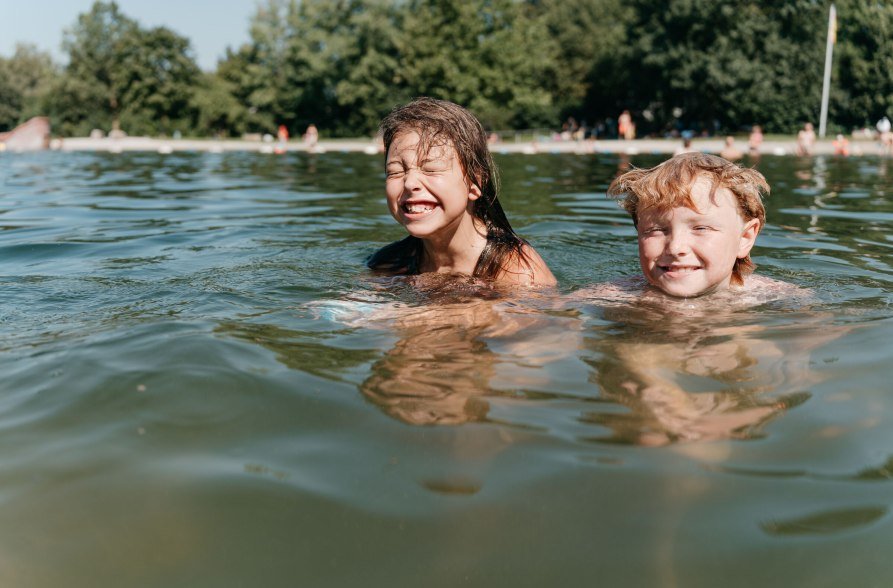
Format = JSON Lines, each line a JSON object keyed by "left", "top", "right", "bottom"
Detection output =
{"left": 19, "top": 135, "right": 890, "bottom": 157}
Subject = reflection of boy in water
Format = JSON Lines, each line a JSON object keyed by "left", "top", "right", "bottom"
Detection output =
{"left": 583, "top": 302, "right": 814, "bottom": 446}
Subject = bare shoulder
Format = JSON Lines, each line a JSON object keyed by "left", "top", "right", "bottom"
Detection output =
{"left": 570, "top": 276, "right": 647, "bottom": 304}
{"left": 496, "top": 244, "right": 557, "bottom": 287}
{"left": 737, "top": 275, "right": 813, "bottom": 305}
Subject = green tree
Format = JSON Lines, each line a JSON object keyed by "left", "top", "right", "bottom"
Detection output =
{"left": 49, "top": 1, "right": 201, "bottom": 136}
{"left": 0, "top": 44, "right": 57, "bottom": 131}
{"left": 216, "top": 0, "right": 291, "bottom": 134}
{"left": 60, "top": 1, "right": 139, "bottom": 132}
{"left": 531, "top": 0, "right": 634, "bottom": 119}
{"left": 190, "top": 73, "right": 248, "bottom": 137}
{"left": 397, "top": 0, "right": 559, "bottom": 130}
{"left": 834, "top": 0, "right": 893, "bottom": 129}
{"left": 624, "top": 0, "right": 826, "bottom": 134}
{"left": 116, "top": 25, "right": 202, "bottom": 135}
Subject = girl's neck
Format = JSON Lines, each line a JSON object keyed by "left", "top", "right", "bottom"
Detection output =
{"left": 419, "top": 216, "right": 488, "bottom": 275}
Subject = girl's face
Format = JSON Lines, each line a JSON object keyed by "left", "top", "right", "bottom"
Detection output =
{"left": 385, "top": 131, "right": 481, "bottom": 241}
{"left": 636, "top": 177, "right": 760, "bottom": 297}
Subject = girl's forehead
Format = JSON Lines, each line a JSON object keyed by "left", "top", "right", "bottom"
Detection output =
{"left": 388, "top": 131, "right": 456, "bottom": 161}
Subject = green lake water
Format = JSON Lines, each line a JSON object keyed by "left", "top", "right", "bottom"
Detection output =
{"left": 1, "top": 150, "right": 892, "bottom": 586}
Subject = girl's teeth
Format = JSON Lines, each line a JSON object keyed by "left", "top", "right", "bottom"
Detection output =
{"left": 406, "top": 203, "right": 434, "bottom": 213}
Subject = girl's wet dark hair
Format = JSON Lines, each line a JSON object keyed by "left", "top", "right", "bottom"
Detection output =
{"left": 367, "top": 97, "right": 530, "bottom": 279}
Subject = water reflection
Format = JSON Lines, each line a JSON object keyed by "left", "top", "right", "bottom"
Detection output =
{"left": 578, "top": 295, "right": 834, "bottom": 446}
{"left": 358, "top": 277, "right": 573, "bottom": 426}
{"left": 360, "top": 301, "right": 498, "bottom": 425}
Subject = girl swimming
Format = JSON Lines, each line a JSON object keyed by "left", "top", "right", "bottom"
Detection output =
{"left": 367, "top": 97, "right": 556, "bottom": 287}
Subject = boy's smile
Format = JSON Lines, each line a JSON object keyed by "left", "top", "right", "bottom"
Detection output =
{"left": 637, "top": 177, "right": 760, "bottom": 298}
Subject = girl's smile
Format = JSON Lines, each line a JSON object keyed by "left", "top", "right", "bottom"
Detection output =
{"left": 385, "top": 131, "right": 482, "bottom": 241}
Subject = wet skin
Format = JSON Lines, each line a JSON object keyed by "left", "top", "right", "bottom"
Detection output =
{"left": 636, "top": 177, "right": 760, "bottom": 298}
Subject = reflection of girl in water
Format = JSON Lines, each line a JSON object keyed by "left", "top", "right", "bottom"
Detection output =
{"left": 360, "top": 305, "right": 496, "bottom": 426}
{"left": 357, "top": 281, "right": 578, "bottom": 426}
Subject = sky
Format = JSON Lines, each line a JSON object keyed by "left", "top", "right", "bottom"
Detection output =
{"left": 0, "top": 0, "right": 257, "bottom": 71}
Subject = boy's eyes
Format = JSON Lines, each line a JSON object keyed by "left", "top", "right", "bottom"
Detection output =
{"left": 641, "top": 225, "right": 715, "bottom": 234}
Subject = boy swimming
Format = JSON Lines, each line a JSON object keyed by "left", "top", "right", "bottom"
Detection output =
{"left": 607, "top": 152, "right": 780, "bottom": 299}
{"left": 367, "top": 97, "right": 556, "bottom": 287}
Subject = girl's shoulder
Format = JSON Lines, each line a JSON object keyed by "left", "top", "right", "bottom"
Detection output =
{"left": 496, "top": 244, "right": 557, "bottom": 287}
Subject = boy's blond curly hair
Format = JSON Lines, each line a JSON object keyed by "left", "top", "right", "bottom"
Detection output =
{"left": 608, "top": 152, "right": 769, "bottom": 285}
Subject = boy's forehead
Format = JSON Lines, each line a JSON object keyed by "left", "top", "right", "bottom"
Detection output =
{"left": 690, "top": 176, "right": 732, "bottom": 202}
{"left": 639, "top": 178, "right": 738, "bottom": 219}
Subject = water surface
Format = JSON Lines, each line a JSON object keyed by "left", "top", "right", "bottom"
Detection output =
{"left": 1, "top": 150, "right": 891, "bottom": 586}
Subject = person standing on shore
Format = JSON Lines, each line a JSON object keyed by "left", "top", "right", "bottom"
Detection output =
{"left": 304, "top": 124, "right": 319, "bottom": 150}
{"left": 275, "top": 124, "right": 289, "bottom": 154}
{"left": 796, "top": 123, "right": 816, "bottom": 156}
{"left": 748, "top": 125, "right": 763, "bottom": 155}
{"left": 618, "top": 110, "right": 634, "bottom": 140}
{"left": 877, "top": 116, "right": 892, "bottom": 155}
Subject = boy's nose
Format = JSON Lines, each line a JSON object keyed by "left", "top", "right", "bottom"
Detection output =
{"left": 667, "top": 231, "right": 690, "bottom": 255}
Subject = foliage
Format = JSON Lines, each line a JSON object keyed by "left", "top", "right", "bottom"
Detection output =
{"left": 47, "top": 1, "right": 201, "bottom": 136}
{"left": 0, "top": 44, "right": 57, "bottom": 131}
{"left": 623, "top": 0, "right": 827, "bottom": 134}
{"left": 834, "top": 0, "right": 893, "bottom": 128}
{"left": 5, "top": 0, "right": 893, "bottom": 137}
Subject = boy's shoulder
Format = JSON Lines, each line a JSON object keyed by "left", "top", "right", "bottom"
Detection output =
{"left": 571, "top": 275, "right": 812, "bottom": 308}
{"left": 734, "top": 274, "right": 814, "bottom": 306}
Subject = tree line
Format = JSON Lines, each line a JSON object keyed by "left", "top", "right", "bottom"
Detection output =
{"left": 1, "top": 0, "right": 891, "bottom": 139}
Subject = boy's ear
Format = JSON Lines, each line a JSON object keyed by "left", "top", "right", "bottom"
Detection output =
{"left": 467, "top": 182, "right": 482, "bottom": 201}
{"left": 737, "top": 218, "right": 761, "bottom": 258}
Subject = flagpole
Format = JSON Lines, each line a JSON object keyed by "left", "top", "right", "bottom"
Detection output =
{"left": 819, "top": 3, "right": 836, "bottom": 138}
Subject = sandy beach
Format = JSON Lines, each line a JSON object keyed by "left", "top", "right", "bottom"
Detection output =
{"left": 52, "top": 135, "right": 885, "bottom": 157}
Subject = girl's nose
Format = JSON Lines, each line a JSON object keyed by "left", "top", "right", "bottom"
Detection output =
{"left": 403, "top": 168, "right": 422, "bottom": 191}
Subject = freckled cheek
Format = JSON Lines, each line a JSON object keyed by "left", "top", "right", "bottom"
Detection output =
{"left": 638, "top": 237, "right": 663, "bottom": 259}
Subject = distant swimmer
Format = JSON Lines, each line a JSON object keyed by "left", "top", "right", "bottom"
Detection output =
{"left": 674, "top": 137, "right": 697, "bottom": 155}
{"left": 833, "top": 134, "right": 850, "bottom": 156}
{"left": 719, "top": 136, "right": 743, "bottom": 161}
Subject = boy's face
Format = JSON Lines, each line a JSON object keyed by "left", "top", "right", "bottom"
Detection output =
{"left": 385, "top": 131, "right": 480, "bottom": 240}
{"left": 636, "top": 177, "right": 760, "bottom": 297}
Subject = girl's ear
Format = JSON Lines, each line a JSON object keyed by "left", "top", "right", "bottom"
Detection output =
{"left": 737, "top": 218, "right": 761, "bottom": 258}
{"left": 468, "top": 181, "right": 482, "bottom": 201}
